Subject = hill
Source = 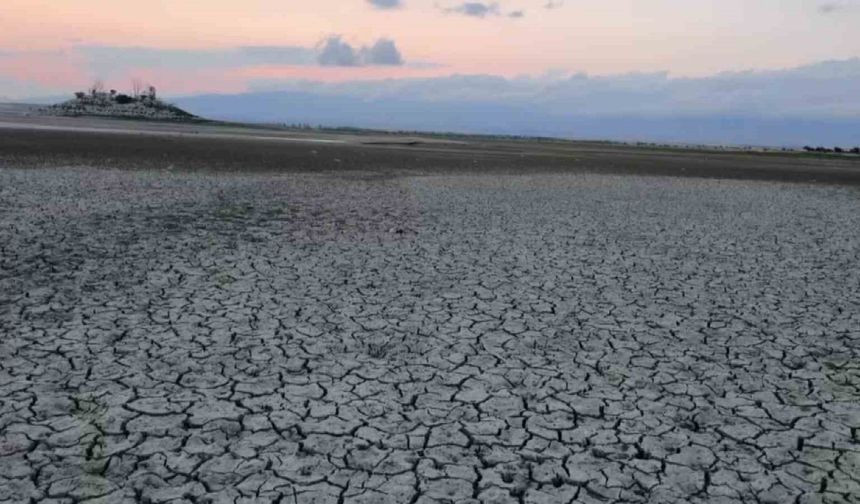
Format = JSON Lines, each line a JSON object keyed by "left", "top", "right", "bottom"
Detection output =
{"left": 44, "top": 85, "right": 195, "bottom": 121}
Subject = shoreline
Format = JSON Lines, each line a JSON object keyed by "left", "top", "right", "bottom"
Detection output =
{"left": 1, "top": 113, "right": 859, "bottom": 187}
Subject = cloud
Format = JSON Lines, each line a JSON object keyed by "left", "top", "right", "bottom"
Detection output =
{"left": 544, "top": 0, "right": 563, "bottom": 9}
{"left": 316, "top": 36, "right": 360, "bottom": 66}
{"left": 367, "top": 0, "right": 402, "bottom": 9}
{"left": 316, "top": 36, "right": 404, "bottom": 66}
{"left": 76, "top": 45, "right": 316, "bottom": 77}
{"left": 445, "top": 2, "right": 500, "bottom": 17}
{"left": 238, "top": 46, "right": 319, "bottom": 65}
{"left": 819, "top": 3, "right": 844, "bottom": 13}
{"left": 442, "top": 2, "right": 522, "bottom": 19}
{"left": 360, "top": 39, "right": 404, "bottom": 65}
{"left": 818, "top": 1, "right": 860, "bottom": 13}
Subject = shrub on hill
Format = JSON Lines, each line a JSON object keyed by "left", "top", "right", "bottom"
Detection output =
{"left": 114, "top": 94, "right": 135, "bottom": 105}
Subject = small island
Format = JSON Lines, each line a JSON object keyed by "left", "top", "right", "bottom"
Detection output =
{"left": 43, "top": 81, "right": 196, "bottom": 121}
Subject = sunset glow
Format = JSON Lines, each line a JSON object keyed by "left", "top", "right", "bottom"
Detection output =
{"left": 1, "top": 0, "right": 858, "bottom": 97}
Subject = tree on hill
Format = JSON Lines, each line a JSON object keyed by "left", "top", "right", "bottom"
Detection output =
{"left": 132, "top": 78, "right": 144, "bottom": 98}
{"left": 89, "top": 80, "right": 105, "bottom": 97}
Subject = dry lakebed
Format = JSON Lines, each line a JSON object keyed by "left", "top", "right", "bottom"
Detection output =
{"left": 0, "top": 117, "right": 859, "bottom": 503}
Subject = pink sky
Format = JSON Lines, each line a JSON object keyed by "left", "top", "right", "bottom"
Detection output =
{"left": 1, "top": 0, "right": 858, "bottom": 97}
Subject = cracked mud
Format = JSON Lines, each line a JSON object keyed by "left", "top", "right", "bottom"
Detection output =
{"left": 1, "top": 167, "right": 859, "bottom": 503}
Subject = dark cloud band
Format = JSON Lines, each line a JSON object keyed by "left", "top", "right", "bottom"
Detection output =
{"left": 45, "top": 39, "right": 405, "bottom": 77}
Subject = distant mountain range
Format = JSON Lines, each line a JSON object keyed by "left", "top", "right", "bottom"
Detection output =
{"left": 175, "top": 91, "right": 860, "bottom": 148}
{"left": 173, "top": 61, "right": 860, "bottom": 147}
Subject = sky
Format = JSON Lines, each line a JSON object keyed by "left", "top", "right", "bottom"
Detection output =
{"left": 1, "top": 0, "right": 858, "bottom": 97}
{"left": 1, "top": 1, "right": 858, "bottom": 145}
